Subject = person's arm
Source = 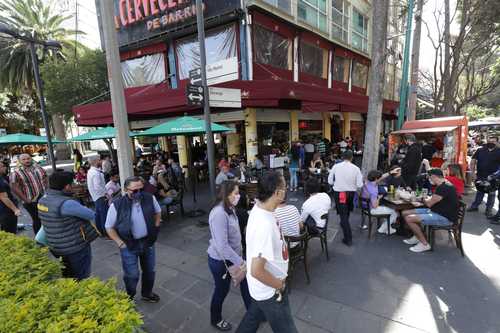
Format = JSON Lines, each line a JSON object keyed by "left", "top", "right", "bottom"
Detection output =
{"left": 152, "top": 196, "right": 161, "bottom": 227}
{"left": 105, "top": 204, "right": 126, "bottom": 248}
{"left": 356, "top": 169, "right": 364, "bottom": 189}
{"left": 424, "top": 194, "right": 443, "bottom": 208}
{"left": 209, "top": 207, "right": 243, "bottom": 266}
{"left": 9, "top": 174, "right": 29, "bottom": 203}
{"left": 328, "top": 167, "right": 335, "bottom": 185}
{"left": 0, "top": 192, "right": 21, "bottom": 216}
{"left": 469, "top": 158, "right": 477, "bottom": 178}
{"left": 61, "top": 200, "right": 96, "bottom": 222}
{"left": 250, "top": 256, "right": 285, "bottom": 290}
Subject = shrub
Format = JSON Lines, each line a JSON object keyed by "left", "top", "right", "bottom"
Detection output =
{"left": 0, "top": 231, "right": 143, "bottom": 333}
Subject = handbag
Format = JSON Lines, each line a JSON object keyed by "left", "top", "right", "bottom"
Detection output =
{"left": 209, "top": 213, "right": 246, "bottom": 287}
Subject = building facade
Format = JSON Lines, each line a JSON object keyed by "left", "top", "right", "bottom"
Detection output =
{"left": 75, "top": 0, "right": 404, "bottom": 162}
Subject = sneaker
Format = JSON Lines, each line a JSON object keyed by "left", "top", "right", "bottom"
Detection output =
{"left": 467, "top": 207, "right": 479, "bottom": 212}
{"left": 388, "top": 227, "right": 397, "bottom": 235}
{"left": 403, "top": 236, "right": 419, "bottom": 245}
{"left": 409, "top": 242, "right": 431, "bottom": 253}
{"left": 141, "top": 292, "right": 160, "bottom": 303}
{"left": 360, "top": 224, "right": 368, "bottom": 230}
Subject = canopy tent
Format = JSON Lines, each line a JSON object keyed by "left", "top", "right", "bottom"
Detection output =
{"left": 136, "top": 116, "right": 231, "bottom": 137}
{"left": 70, "top": 127, "right": 138, "bottom": 142}
{"left": 0, "top": 133, "right": 65, "bottom": 145}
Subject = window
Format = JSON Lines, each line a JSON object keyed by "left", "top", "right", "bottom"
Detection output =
{"left": 332, "top": 55, "right": 350, "bottom": 83}
{"left": 263, "top": 0, "right": 292, "bottom": 14}
{"left": 352, "top": 9, "right": 368, "bottom": 53}
{"left": 351, "top": 61, "right": 368, "bottom": 89}
{"left": 121, "top": 53, "right": 166, "bottom": 88}
{"left": 300, "top": 41, "right": 328, "bottom": 78}
{"left": 254, "top": 24, "right": 292, "bottom": 70}
{"left": 332, "top": 0, "right": 349, "bottom": 43}
{"left": 298, "top": 0, "right": 327, "bottom": 32}
{"left": 175, "top": 25, "right": 237, "bottom": 80}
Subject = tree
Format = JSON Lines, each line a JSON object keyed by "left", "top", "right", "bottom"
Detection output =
{"left": 361, "top": 0, "right": 389, "bottom": 175}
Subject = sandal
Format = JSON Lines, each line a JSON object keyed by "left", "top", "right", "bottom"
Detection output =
{"left": 212, "top": 319, "right": 232, "bottom": 331}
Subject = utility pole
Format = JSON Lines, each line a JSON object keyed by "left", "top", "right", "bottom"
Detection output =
{"left": 408, "top": 0, "right": 424, "bottom": 120}
{"left": 99, "top": 0, "right": 134, "bottom": 185}
{"left": 196, "top": 0, "right": 216, "bottom": 197}
{"left": 397, "top": 0, "right": 415, "bottom": 129}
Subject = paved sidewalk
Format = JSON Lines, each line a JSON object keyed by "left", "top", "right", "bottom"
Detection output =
{"left": 19, "top": 186, "right": 500, "bottom": 333}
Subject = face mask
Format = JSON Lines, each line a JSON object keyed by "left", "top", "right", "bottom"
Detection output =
{"left": 230, "top": 194, "right": 240, "bottom": 206}
{"left": 130, "top": 190, "right": 143, "bottom": 201}
{"left": 486, "top": 143, "right": 495, "bottom": 149}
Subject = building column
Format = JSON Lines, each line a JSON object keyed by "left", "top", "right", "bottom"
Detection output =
{"left": 322, "top": 112, "right": 331, "bottom": 141}
{"left": 343, "top": 112, "right": 351, "bottom": 138}
{"left": 159, "top": 137, "right": 169, "bottom": 152}
{"left": 176, "top": 135, "right": 189, "bottom": 177}
{"left": 290, "top": 111, "right": 299, "bottom": 142}
{"left": 244, "top": 108, "right": 258, "bottom": 164}
{"left": 227, "top": 133, "right": 240, "bottom": 156}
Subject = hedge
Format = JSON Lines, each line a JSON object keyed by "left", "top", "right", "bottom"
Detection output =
{"left": 0, "top": 231, "right": 143, "bottom": 333}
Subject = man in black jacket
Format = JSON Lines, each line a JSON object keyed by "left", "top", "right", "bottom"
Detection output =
{"left": 401, "top": 135, "right": 422, "bottom": 189}
{"left": 105, "top": 176, "right": 162, "bottom": 302}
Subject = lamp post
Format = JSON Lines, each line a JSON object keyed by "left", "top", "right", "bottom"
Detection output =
{"left": 0, "top": 23, "right": 60, "bottom": 172}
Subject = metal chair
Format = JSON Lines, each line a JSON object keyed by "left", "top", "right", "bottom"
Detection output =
{"left": 360, "top": 197, "right": 392, "bottom": 239}
{"left": 426, "top": 201, "right": 466, "bottom": 257}
{"left": 284, "top": 231, "right": 310, "bottom": 291}
{"left": 306, "top": 213, "right": 330, "bottom": 261}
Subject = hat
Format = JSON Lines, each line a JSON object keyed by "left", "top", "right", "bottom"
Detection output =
{"left": 389, "top": 165, "right": 401, "bottom": 174}
{"left": 427, "top": 168, "right": 444, "bottom": 177}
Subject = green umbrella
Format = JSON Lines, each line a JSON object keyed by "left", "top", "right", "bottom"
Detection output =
{"left": 0, "top": 133, "right": 65, "bottom": 145}
{"left": 70, "top": 127, "right": 138, "bottom": 141}
{"left": 137, "top": 116, "right": 231, "bottom": 137}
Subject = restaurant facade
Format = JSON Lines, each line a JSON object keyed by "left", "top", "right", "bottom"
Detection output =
{"left": 74, "top": 0, "right": 403, "bottom": 162}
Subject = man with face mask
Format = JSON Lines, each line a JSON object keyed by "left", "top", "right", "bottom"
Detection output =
{"left": 105, "top": 176, "right": 162, "bottom": 302}
{"left": 468, "top": 137, "right": 500, "bottom": 217}
{"left": 38, "top": 171, "right": 99, "bottom": 279}
{"left": 87, "top": 155, "right": 110, "bottom": 235}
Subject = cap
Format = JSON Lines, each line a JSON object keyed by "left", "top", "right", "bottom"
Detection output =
{"left": 428, "top": 168, "right": 444, "bottom": 177}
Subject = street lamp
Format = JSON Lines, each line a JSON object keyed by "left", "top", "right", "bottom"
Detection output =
{"left": 0, "top": 23, "right": 61, "bottom": 172}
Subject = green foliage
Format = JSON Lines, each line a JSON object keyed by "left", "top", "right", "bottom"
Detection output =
{"left": 0, "top": 231, "right": 143, "bottom": 333}
{"left": 465, "top": 105, "right": 498, "bottom": 121}
{"left": 41, "top": 50, "right": 109, "bottom": 120}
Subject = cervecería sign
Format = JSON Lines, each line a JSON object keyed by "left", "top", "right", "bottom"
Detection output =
{"left": 106, "top": 0, "right": 241, "bottom": 47}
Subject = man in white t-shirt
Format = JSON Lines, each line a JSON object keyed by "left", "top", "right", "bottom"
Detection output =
{"left": 236, "top": 172, "right": 298, "bottom": 333}
{"left": 301, "top": 178, "right": 331, "bottom": 233}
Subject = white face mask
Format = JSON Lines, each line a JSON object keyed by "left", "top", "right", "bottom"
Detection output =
{"left": 230, "top": 194, "right": 240, "bottom": 206}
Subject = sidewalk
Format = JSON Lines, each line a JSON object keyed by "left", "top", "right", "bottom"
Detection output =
{"left": 19, "top": 184, "right": 500, "bottom": 333}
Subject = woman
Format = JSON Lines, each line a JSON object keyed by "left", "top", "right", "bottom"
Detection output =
{"left": 309, "top": 152, "right": 324, "bottom": 173}
{"left": 207, "top": 181, "right": 251, "bottom": 331}
{"left": 73, "top": 149, "right": 83, "bottom": 172}
{"left": 0, "top": 161, "right": 21, "bottom": 233}
{"left": 445, "top": 164, "right": 465, "bottom": 198}
{"left": 288, "top": 143, "right": 300, "bottom": 191}
{"left": 74, "top": 166, "right": 87, "bottom": 184}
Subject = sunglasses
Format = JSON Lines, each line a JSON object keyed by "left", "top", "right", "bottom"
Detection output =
{"left": 127, "top": 188, "right": 143, "bottom": 193}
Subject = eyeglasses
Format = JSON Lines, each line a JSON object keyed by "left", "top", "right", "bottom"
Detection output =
{"left": 127, "top": 188, "right": 143, "bottom": 193}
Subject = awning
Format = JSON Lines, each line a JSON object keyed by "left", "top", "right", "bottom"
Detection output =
{"left": 391, "top": 126, "right": 458, "bottom": 134}
{"left": 0, "top": 133, "right": 65, "bottom": 145}
{"left": 73, "top": 80, "right": 399, "bottom": 126}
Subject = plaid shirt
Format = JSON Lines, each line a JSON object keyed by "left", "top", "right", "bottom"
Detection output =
{"left": 11, "top": 165, "right": 47, "bottom": 202}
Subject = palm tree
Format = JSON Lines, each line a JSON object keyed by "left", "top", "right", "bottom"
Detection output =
{"left": 0, "top": 0, "right": 86, "bottom": 158}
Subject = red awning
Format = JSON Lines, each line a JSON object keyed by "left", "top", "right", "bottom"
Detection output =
{"left": 73, "top": 80, "right": 398, "bottom": 126}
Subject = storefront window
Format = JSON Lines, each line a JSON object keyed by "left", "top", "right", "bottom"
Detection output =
{"left": 121, "top": 53, "right": 166, "bottom": 88}
{"left": 332, "top": 0, "right": 349, "bottom": 43}
{"left": 176, "top": 24, "right": 237, "bottom": 80}
{"left": 300, "top": 41, "right": 328, "bottom": 78}
{"left": 254, "top": 24, "right": 292, "bottom": 70}
{"left": 263, "top": 0, "right": 292, "bottom": 14}
{"left": 298, "top": 0, "right": 328, "bottom": 32}
{"left": 351, "top": 61, "right": 368, "bottom": 89}
{"left": 332, "top": 55, "right": 350, "bottom": 83}
{"left": 352, "top": 8, "right": 368, "bottom": 53}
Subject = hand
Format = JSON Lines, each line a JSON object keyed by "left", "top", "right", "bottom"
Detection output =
{"left": 117, "top": 242, "right": 126, "bottom": 249}
{"left": 24, "top": 198, "right": 32, "bottom": 204}
{"left": 14, "top": 209, "right": 21, "bottom": 216}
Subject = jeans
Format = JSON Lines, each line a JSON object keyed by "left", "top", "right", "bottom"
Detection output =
{"left": 120, "top": 241, "right": 156, "bottom": 298}
{"left": 289, "top": 168, "right": 299, "bottom": 190}
{"left": 94, "top": 197, "right": 109, "bottom": 236}
{"left": 61, "top": 244, "right": 92, "bottom": 280}
{"left": 208, "top": 256, "right": 251, "bottom": 325}
{"left": 236, "top": 292, "right": 298, "bottom": 333}
{"left": 0, "top": 211, "right": 17, "bottom": 234}
{"left": 471, "top": 189, "right": 496, "bottom": 211}
{"left": 158, "top": 196, "right": 173, "bottom": 206}
{"left": 24, "top": 201, "right": 41, "bottom": 235}
{"left": 414, "top": 208, "right": 452, "bottom": 227}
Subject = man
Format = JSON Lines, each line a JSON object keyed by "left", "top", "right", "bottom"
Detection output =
{"left": 38, "top": 171, "right": 99, "bottom": 279}
{"left": 400, "top": 134, "right": 422, "bottom": 189}
{"left": 10, "top": 153, "right": 47, "bottom": 235}
{"left": 101, "top": 155, "right": 113, "bottom": 176}
{"left": 105, "top": 176, "right": 162, "bottom": 302}
{"left": 301, "top": 178, "right": 331, "bottom": 233}
{"left": 421, "top": 139, "right": 437, "bottom": 162}
{"left": 0, "top": 160, "right": 21, "bottom": 233}
{"left": 216, "top": 162, "right": 234, "bottom": 185}
{"left": 328, "top": 150, "right": 363, "bottom": 246}
{"left": 105, "top": 169, "right": 121, "bottom": 199}
{"left": 401, "top": 169, "right": 459, "bottom": 253}
{"left": 236, "top": 172, "right": 298, "bottom": 333}
{"left": 468, "top": 137, "right": 500, "bottom": 217}
{"left": 87, "top": 155, "right": 109, "bottom": 235}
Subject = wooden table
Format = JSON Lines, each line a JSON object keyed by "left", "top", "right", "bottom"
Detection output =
{"left": 381, "top": 195, "right": 424, "bottom": 236}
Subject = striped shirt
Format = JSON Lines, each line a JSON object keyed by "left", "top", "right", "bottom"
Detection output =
{"left": 11, "top": 165, "right": 47, "bottom": 202}
{"left": 275, "top": 205, "right": 301, "bottom": 247}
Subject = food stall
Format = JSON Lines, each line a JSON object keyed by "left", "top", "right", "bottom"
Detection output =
{"left": 389, "top": 116, "right": 468, "bottom": 173}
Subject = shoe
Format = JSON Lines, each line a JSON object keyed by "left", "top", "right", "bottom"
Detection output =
{"left": 403, "top": 236, "right": 419, "bottom": 245}
{"left": 467, "top": 207, "right": 479, "bottom": 212}
{"left": 409, "top": 242, "right": 431, "bottom": 253}
{"left": 360, "top": 224, "right": 368, "bottom": 230}
{"left": 342, "top": 239, "right": 352, "bottom": 246}
{"left": 388, "top": 227, "right": 397, "bottom": 235}
{"left": 485, "top": 210, "right": 494, "bottom": 218}
{"left": 490, "top": 220, "right": 500, "bottom": 225}
{"left": 212, "top": 320, "right": 232, "bottom": 331}
{"left": 141, "top": 292, "right": 160, "bottom": 303}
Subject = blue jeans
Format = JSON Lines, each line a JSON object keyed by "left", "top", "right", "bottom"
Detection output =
{"left": 414, "top": 208, "right": 452, "bottom": 226}
{"left": 208, "top": 256, "right": 251, "bottom": 325}
{"left": 158, "top": 196, "right": 173, "bottom": 206}
{"left": 471, "top": 189, "right": 496, "bottom": 211}
{"left": 94, "top": 197, "right": 109, "bottom": 236}
{"left": 120, "top": 241, "right": 156, "bottom": 298}
{"left": 236, "top": 292, "right": 298, "bottom": 333}
{"left": 289, "top": 168, "right": 299, "bottom": 190}
{"left": 61, "top": 244, "right": 91, "bottom": 280}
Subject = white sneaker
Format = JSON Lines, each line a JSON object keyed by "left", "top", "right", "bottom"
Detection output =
{"left": 388, "top": 227, "right": 397, "bottom": 235}
{"left": 403, "top": 236, "right": 419, "bottom": 245}
{"left": 409, "top": 242, "right": 431, "bottom": 253}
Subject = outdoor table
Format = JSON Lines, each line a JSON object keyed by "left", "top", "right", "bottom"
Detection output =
{"left": 381, "top": 194, "right": 425, "bottom": 236}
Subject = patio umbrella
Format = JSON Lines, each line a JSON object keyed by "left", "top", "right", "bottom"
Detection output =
{"left": 0, "top": 133, "right": 65, "bottom": 145}
{"left": 136, "top": 116, "right": 231, "bottom": 137}
{"left": 70, "top": 127, "right": 138, "bottom": 141}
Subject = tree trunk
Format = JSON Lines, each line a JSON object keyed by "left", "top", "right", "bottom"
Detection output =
{"left": 51, "top": 114, "right": 70, "bottom": 160}
{"left": 443, "top": 0, "right": 453, "bottom": 115}
{"left": 408, "top": 0, "right": 424, "bottom": 120}
{"left": 361, "top": 0, "right": 389, "bottom": 175}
